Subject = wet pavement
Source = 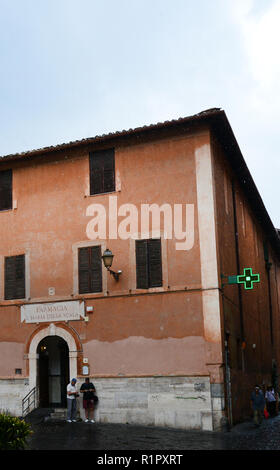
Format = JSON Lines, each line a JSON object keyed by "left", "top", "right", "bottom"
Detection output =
{"left": 25, "top": 412, "right": 280, "bottom": 451}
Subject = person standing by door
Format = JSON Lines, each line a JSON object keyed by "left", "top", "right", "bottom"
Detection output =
{"left": 67, "top": 378, "right": 79, "bottom": 422}
{"left": 80, "top": 377, "right": 97, "bottom": 423}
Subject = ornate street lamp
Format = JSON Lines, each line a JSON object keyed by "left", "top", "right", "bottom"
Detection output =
{"left": 101, "top": 248, "right": 122, "bottom": 281}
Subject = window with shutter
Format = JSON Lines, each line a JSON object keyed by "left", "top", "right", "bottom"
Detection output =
{"left": 78, "top": 246, "right": 102, "bottom": 294}
{"left": 136, "top": 240, "right": 149, "bottom": 289}
{"left": 148, "top": 238, "right": 163, "bottom": 288}
{"left": 136, "top": 239, "right": 162, "bottom": 289}
{"left": 4, "top": 255, "right": 25, "bottom": 300}
{"left": 89, "top": 148, "right": 115, "bottom": 195}
{"left": 0, "top": 169, "right": 12, "bottom": 211}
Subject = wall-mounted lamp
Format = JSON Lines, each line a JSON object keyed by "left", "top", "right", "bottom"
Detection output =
{"left": 101, "top": 248, "right": 122, "bottom": 281}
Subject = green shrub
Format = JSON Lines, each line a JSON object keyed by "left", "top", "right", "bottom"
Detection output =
{"left": 0, "top": 413, "right": 32, "bottom": 450}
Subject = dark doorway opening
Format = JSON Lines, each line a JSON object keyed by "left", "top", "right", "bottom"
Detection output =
{"left": 37, "top": 336, "right": 69, "bottom": 407}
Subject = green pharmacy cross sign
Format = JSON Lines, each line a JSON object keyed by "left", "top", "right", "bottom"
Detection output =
{"left": 227, "top": 268, "right": 260, "bottom": 290}
{"left": 237, "top": 268, "right": 260, "bottom": 290}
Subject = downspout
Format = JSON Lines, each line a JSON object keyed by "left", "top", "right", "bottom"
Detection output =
{"left": 221, "top": 286, "right": 233, "bottom": 429}
{"left": 221, "top": 180, "right": 245, "bottom": 429}
{"left": 231, "top": 181, "right": 245, "bottom": 359}
{"left": 264, "top": 244, "right": 276, "bottom": 391}
{"left": 264, "top": 243, "right": 274, "bottom": 345}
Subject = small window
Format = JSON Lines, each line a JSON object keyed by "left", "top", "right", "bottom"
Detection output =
{"left": 89, "top": 148, "right": 115, "bottom": 195}
{"left": 4, "top": 254, "right": 25, "bottom": 300}
{"left": 15, "top": 369, "right": 22, "bottom": 375}
{"left": 0, "top": 169, "right": 12, "bottom": 211}
{"left": 136, "top": 238, "right": 162, "bottom": 289}
{"left": 78, "top": 246, "right": 102, "bottom": 294}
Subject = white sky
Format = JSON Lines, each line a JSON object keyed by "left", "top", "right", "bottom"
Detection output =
{"left": 0, "top": 0, "right": 279, "bottom": 227}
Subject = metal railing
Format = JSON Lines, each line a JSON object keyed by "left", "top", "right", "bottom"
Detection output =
{"left": 22, "top": 387, "right": 38, "bottom": 417}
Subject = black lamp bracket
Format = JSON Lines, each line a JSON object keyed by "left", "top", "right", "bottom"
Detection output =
{"left": 107, "top": 268, "right": 122, "bottom": 281}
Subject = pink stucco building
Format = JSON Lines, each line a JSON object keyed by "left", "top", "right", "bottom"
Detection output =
{"left": 0, "top": 108, "right": 279, "bottom": 430}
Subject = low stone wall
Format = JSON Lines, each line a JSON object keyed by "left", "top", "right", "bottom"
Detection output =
{"left": 0, "top": 378, "right": 30, "bottom": 416}
{"left": 78, "top": 376, "right": 221, "bottom": 431}
{"left": 0, "top": 375, "right": 225, "bottom": 431}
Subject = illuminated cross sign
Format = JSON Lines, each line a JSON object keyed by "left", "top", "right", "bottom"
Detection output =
{"left": 237, "top": 268, "right": 260, "bottom": 290}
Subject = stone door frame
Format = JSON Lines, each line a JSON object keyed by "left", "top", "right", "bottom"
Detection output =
{"left": 28, "top": 323, "right": 78, "bottom": 390}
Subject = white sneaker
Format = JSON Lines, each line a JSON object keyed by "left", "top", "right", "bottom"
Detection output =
{"left": 90, "top": 419, "right": 95, "bottom": 423}
{"left": 84, "top": 419, "right": 89, "bottom": 422}
{"left": 72, "top": 419, "right": 77, "bottom": 422}
{"left": 67, "top": 420, "right": 72, "bottom": 423}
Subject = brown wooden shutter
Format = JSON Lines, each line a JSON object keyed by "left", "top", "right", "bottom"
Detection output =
{"left": 136, "top": 239, "right": 162, "bottom": 289}
{"left": 0, "top": 169, "right": 12, "bottom": 211}
{"left": 78, "top": 246, "right": 102, "bottom": 294}
{"left": 89, "top": 152, "right": 104, "bottom": 195}
{"left": 90, "top": 246, "right": 102, "bottom": 293}
{"left": 136, "top": 240, "right": 149, "bottom": 289}
{"left": 78, "top": 247, "right": 91, "bottom": 294}
{"left": 148, "top": 239, "right": 162, "bottom": 287}
{"left": 103, "top": 149, "right": 115, "bottom": 193}
{"left": 5, "top": 255, "right": 25, "bottom": 300}
{"left": 89, "top": 148, "right": 115, "bottom": 195}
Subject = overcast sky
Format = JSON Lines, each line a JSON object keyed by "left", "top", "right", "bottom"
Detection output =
{"left": 0, "top": 0, "right": 279, "bottom": 227}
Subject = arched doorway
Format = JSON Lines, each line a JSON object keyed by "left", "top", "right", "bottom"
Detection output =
{"left": 28, "top": 323, "right": 79, "bottom": 408}
{"left": 37, "top": 336, "right": 69, "bottom": 407}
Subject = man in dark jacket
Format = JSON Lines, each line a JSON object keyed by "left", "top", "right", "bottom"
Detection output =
{"left": 80, "top": 377, "right": 97, "bottom": 423}
{"left": 251, "top": 385, "right": 265, "bottom": 426}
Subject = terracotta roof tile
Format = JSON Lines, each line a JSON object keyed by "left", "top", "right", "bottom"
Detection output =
{"left": 0, "top": 108, "right": 221, "bottom": 162}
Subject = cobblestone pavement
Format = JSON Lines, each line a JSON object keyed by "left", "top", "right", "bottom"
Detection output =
{"left": 25, "top": 414, "right": 280, "bottom": 451}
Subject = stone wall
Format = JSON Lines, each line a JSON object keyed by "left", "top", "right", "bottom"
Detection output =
{"left": 0, "top": 378, "right": 30, "bottom": 416}
{"left": 78, "top": 376, "right": 221, "bottom": 431}
{"left": 0, "top": 375, "right": 225, "bottom": 431}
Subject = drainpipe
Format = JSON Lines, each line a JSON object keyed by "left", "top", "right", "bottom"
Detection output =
{"left": 231, "top": 181, "right": 245, "bottom": 359}
{"left": 221, "top": 283, "right": 233, "bottom": 430}
{"left": 220, "top": 180, "right": 245, "bottom": 429}
{"left": 264, "top": 244, "right": 277, "bottom": 392}
{"left": 264, "top": 243, "right": 274, "bottom": 345}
